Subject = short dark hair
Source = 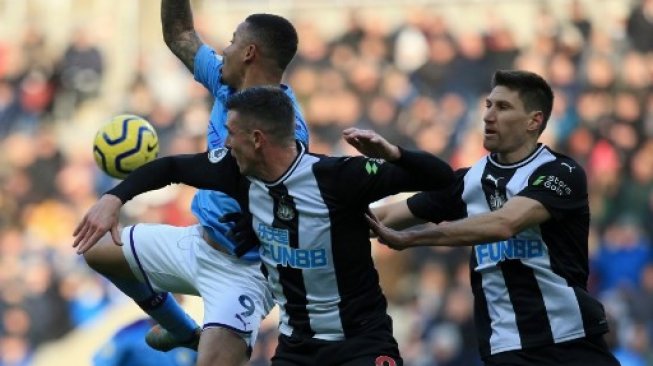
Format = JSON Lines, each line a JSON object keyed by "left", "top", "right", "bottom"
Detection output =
{"left": 226, "top": 86, "right": 295, "bottom": 143}
{"left": 491, "top": 70, "right": 554, "bottom": 134}
{"left": 245, "top": 14, "right": 298, "bottom": 70}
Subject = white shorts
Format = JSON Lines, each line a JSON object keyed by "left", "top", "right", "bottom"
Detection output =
{"left": 120, "top": 223, "right": 274, "bottom": 348}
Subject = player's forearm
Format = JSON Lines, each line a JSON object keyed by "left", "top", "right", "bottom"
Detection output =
{"left": 372, "top": 201, "right": 424, "bottom": 230}
{"left": 161, "top": 0, "right": 194, "bottom": 44}
{"left": 394, "top": 148, "right": 455, "bottom": 191}
{"left": 161, "top": 0, "right": 202, "bottom": 71}
{"left": 403, "top": 213, "right": 514, "bottom": 247}
{"left": 107, "top": 153, "right": 216, "bottom": 203}
{"left": 107, "top": 156, "right": 179, "bottom": 203}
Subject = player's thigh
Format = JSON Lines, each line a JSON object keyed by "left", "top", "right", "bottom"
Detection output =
{"left": 120, "top": 224, "right": 201, "bottom": 295}
{"left": 83, "top": 232, "right": 135, "bottom": 280}
{"left": 196, "top": 246, "right": 273, "bottom": 349}
{"left": 197, "top": 327, "right": 248, "bottom": 366}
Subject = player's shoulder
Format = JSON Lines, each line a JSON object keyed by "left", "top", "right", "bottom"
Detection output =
{"left": 316, "top": 153, "right": 382, "bottom": 166}
{"left": 455, "top": 167, "right": 471, "bottom": 178}
{"left": 280, "top": 83, "right": 296, "bottom": 97}
{"left": 527, "top": 148, "right": 587, "bottom": 195}
{"left": 197, "top": 43, "right": 222, "bottom": 61}
{"left": 309, "top": 153, "right": 387, "bottom": 176}
{"left": 307, "top": 152, "right": 351, "bottom": 169}
{"left": 539, "top": 147, "right": 586, "bottom": 177}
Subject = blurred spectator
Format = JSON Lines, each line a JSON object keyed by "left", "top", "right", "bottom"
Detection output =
{"left": 630, "top": 264, "right": 653, "bottom": 341}
{"left": 610, "top": 322, "right": 650, "bottom": 366}
{"left": 0, "top": 79, "right": 37, "bottom": 138}
{"left": 591, "top": 216, "right": 653, "bottom": 296}
{"left": 0, "top": 335, "right": 32, "bottom": 366}
{"left": 626, "top": 0, "right": 653, "bottom": 53}
{"left": 52, "top": 27, "right": 104, "bottom": 119}
{"left": 569, "top": 0, "right": 592, "bottom": 41}
{"left": 484, "top": 22, "right": 519, "bottom": 72}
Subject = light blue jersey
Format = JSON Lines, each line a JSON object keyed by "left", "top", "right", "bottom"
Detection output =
{"left": 192, "top": 45, "right": 309, "bottom": 261}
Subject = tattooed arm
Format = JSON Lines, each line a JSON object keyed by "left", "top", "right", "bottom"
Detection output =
{"left": 161, "top": 0, "right": 203, "bottom": 72}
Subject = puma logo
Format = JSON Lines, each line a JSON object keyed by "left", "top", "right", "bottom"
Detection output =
{"left": 485, "top": 174, "right": 504, "bottom": 188}
{"left": 561, "top": 162, "right": 576, "bottom": 172}
{"left": 235, "top": 314, "right": 250, "bottom": 330}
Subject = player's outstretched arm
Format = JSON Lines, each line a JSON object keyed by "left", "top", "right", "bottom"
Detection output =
{"left": 365, "top": 210, "right": 437, "bottom": 250}
{"left": 371, "top": 199, "right": 424, "bottom": 232}
{"left": 162, "top": 0, "right": 202, "bottom": 72}
{"left": 367, "top": 196, "right": 551, "bottom": 250}
{"left": 340, "top": 127, "right": 454, "bottom": 205}
{"left": 72, "top": 195, "right": 123, "bottom": 254}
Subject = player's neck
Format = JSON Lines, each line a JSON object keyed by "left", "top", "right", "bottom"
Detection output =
{"left": 256, "top": 143, "right": 299, "bottom": 182}
{"left": 495, "top": 141, "right": 540, "bottom": 164}
{"left": 240, "top": 67, "right": 283, "bottom": 90}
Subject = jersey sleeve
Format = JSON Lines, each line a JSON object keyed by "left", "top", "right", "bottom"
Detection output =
{"left": 293, "top": 111, "right": 309, "bottom": 146}
{"left": 107, "top": 148, "right": 241, "bottom": 203}
{"left": 407, "top": 168, "right": 468, "bottom": 222}
{"left": 325, "top": 148, "right": 454, "bottom": 207}
{"left": 193, "top": 44, "right": 232, "bottom": 103}
{"left": 517, "top": 159, "right": 588, "bottom": 220}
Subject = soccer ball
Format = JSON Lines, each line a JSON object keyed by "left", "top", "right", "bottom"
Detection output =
{"left": 93, "top": 114, "right": 159, "bottom": 179}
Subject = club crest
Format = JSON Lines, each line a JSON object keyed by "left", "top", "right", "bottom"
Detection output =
{"left": 489, "top": 191, "right": 506, "bottom": 210}
{"left": 276, "top": 203, "right": 296, "bottom": 221}
{"left": 208, "top": 148, "right": 228, "bottom": 163}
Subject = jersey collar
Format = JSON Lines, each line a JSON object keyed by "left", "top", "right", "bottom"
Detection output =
{"left": 263, "top": 141, "right": 306, "bottom": 186}
{"left": 487, "top": 143, "right": 547, "bottom": 169}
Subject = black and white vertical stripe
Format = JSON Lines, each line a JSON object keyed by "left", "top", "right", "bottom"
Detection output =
{"left": 243, "top": 143, "right": 443, "bottom": 341}
{"left": 463, "top": 145, "right": 591, "bottom": 356}
{"left": 248, "top": 148, "right": 348, "bottom": 340}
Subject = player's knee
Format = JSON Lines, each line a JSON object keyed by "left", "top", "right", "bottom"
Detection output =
{"left": 82, "top": 238, "right": 128, "bottom": 277}
{"left": 196, "top": 328, "right": 248, "bottom": 366}
{"left": 82, "top": 246, "right": 109, "bottom": 274}
{"left": 196, "top": 349, "right": 247, "bottom": 366}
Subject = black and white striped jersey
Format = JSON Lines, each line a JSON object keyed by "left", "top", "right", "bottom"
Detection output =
{"left": 109, "top": 142, "right": 454, "bottom": 341}
{"left": 407, "top": 144, "right": 609, "bottom": 357}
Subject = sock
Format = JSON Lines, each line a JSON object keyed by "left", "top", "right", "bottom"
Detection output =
{"left": 108, "top": 276, "right": 199, "bottom": 341}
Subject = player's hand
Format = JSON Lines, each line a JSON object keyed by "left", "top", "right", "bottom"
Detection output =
{"left": 342, "top": 128, "right": 401, "bottom": 161}
{"left": 366, "top": 207, "right": 378, "bottom": 238}
{"left": 365, "top": 211, "right": 411, "bottom": 251}
{"left": 219, "top": 211, "right": 260, "bottom": 257}
{"left": 73, "top": 194, "right": 123, "bottom": 254}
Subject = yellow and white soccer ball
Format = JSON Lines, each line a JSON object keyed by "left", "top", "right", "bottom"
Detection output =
{"left": 93, "top": 114, "right": 159, "bottom": 179}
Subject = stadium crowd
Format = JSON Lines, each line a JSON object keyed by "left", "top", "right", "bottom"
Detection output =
{"left": 0, "top": 0, "right": 652, "bottom": 365}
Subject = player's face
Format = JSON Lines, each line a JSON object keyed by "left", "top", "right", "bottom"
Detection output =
{"left": 482, "top": 85, "right": 539, "bottom": 162}
{"left": 221, "top": 22, "right": 250, "bottom": 89}
{"left": 225, "top": 111, "right": 257, "bottom": 176}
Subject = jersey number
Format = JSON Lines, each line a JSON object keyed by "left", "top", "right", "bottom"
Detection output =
{"left": 239, "top": 295, "right": 255, "bottom": 317}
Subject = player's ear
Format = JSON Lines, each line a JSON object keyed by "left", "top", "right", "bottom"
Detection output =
{"left": 252, "top": 129, "right": 265, "bottom": 149}
{"left": 244, "top": 44, "right": 257, "bottom": 63}
{"left": 528, "top": 111, "right": 544, "bottom": 133}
